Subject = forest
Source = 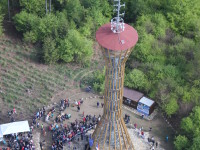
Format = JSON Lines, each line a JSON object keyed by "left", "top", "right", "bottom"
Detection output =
{"left": 0, "top": 0, "right": 200, "bottom": 149}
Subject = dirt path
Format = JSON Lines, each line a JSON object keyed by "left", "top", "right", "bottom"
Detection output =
{"left": 30, "top": 89, "right": 103, "bottom": 149}
{"left": 128, "top": 128, "right": 165, "bottom": 150}
{"left": 0, "top": 88, "right": 174, "bottom": 150}
{"left": 32, "top": 132, "right": 41, "bottom": 150}
{"left": 47, "top": 89, "right": 174, "bottom": 150}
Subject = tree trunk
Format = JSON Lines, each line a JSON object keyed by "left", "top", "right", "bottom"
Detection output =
{"left": 49, "top": 0, "right": 51, "bottom": 13}
{"left": 8, "top": 0, "right": 11, "bottom": 21}
{"left": 11, "top": 0, "right": 14, "bottom": 8}
{"left": 45, "top": 0, "right": 48, "bottom": 14}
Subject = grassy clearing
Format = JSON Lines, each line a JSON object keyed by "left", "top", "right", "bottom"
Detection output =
{"left": 0, "top": 37, "right": 88, "bottom": 115}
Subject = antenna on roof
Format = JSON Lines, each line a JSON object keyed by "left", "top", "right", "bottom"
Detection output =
{"left": 111, "top": 0, "right": 125, "bottom": 33}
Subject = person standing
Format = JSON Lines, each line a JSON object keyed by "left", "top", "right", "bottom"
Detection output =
{"left": 151, "top": 136, "right": 155, "bottom": 146}
{"left": 166, "top": 136, "right": 168, "bottom": 142}
{"left": 97, "top": 102, "right": 99, "bottom": 108}
{"left": 41, "top": 124, "right": 44, "bottom": 131}
{"left": 13, "top": 107, "right": 16, "bottom": 114}
{"left": 151, "top": 146, "right": 155, "bottom": 150}
{"left": 51, "top": 113, "right": 54, "bottom": 118}
{"left": 101, "top": 103, "right": 104, "bottom": 108}
{"left": 78, "top": 101, "right": 81, "bottom": 106}
{"left": 68, "top": 141, "right": 71, "bottom": 149}
{"left": 37, "top": 122, "right": 39, "bottom": 128}
{"left": 42, "top": 106, "right": 45, "bottom": 114}
{"left": 43, "top": 129, "right": 46, "bottom": 136}
{"left": 77, "top": 106, "right": 80, "bottom": 112}
{"left": 134, "top": 123, "right": 137, "bottom": 129}
{"left": 141, "top": 114, "right": 144, "bottom": 119}
{"left": 39, "top": 142, "right": 43, "bottom": 150}
{"left": 83, "top": 117, "right": 86, "bottom": 122}
{"left": 156, "top": 141, "right": 158, "bottom": 148}
{"left": 148, "top": 137, "right": 150, "bottom": 143}
{"left": 36, "top": 111, "right": 40, "bottom": 119}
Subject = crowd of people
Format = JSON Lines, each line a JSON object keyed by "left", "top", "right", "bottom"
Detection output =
{"left": 1, "top": 107, "right": 37, "bottom": 150}
{"left": 1, "top": 97, "right": 105, "bottom": 149}
{"left": 1, "top": 96, "right": 165, "bottom": 150}
{"left": 31, "top": 98, "right": 101, "bottom": 150}
{"left": 2, "top": 132, "right": 35, "bottom": 150}
{"left": 50, "top": 114, "right": 101, "bottom": 150}
{"left": 46, "top": 98, "right": 101, "bottom": 149}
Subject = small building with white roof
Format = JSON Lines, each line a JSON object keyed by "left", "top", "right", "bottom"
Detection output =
{"left": 137, "top": 97, "right": 156, "bottom": 116}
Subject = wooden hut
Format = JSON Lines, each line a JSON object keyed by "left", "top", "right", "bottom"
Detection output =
{"left": 123, "top": 87, "right": 144, "bottom": 109}
{"left": 137, "top": 97, "right": 156, "bottom": 116}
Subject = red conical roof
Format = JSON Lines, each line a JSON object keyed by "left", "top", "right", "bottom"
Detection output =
{"left": 96, "top": 23, "right": 138, "bottom": 51}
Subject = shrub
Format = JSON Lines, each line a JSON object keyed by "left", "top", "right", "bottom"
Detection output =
{"left": 163, "top": 97, "right": 179, "bottom": 117}
{"left": 125, "top": 69, "right": 150, "bottom": 92}
{"left": 43, "top": 37, "right": 59, "bottom": 64}
{"left": 174, "top": 135, "right": 189, "bottom": 150}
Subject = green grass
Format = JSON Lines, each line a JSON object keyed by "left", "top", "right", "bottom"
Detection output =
{"left": 0, "top": 37, "right": 101, "bottom": 115}
{"left": 0, "top": 38, "right": 80, "bottom": 114}
{"left": 74, "top": 69, "right": 89, "bottom": 81}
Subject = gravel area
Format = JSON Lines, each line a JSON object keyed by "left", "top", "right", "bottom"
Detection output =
{"left": 128, "top": 128, "right": 165, "bottom": 150}
{"left": 28, "top": 90, "right": 172, "bottom": 149}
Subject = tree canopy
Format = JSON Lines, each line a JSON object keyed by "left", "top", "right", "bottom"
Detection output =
{"left": 174, "top": 107, "right": 200, "bottom": 150}
{"left": 125, "top": 0, "right": 200, "bottom": 117}
{"left": 8, "top": 0, "right": 112, "bottom": 65}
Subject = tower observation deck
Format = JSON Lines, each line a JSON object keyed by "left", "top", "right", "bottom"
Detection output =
{"left": 91, "top": 0, "right": 138, "bottom": 149}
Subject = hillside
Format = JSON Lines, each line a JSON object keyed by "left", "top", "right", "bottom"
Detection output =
{"left": 0, "top": 34, "right": 102, "bottom": 122}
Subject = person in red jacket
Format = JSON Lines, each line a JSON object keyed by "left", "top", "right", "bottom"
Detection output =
{"left": 13, "top": 107, "right": 16, "bottom": 114}
{"left": 83, "top": 117, "right": 86, "bottom": 122}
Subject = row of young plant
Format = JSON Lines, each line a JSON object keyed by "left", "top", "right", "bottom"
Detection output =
{"left": 0, "top": 45, "right": 66, "bottom": 88}
{"left": 0, "top": 41, "right": 72, "bottom": 112}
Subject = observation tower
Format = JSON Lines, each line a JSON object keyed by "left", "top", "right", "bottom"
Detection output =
{"left": 91, "top": 0, "right": 138, "bottom": 149}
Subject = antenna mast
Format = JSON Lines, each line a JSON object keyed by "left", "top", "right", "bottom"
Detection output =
{"left": 111, "top": 0, "right": 125, "bottom": 33}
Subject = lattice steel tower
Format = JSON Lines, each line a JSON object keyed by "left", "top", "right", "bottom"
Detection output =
{"left": 91, "top": 0, "right": 138, "bottom": 149}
